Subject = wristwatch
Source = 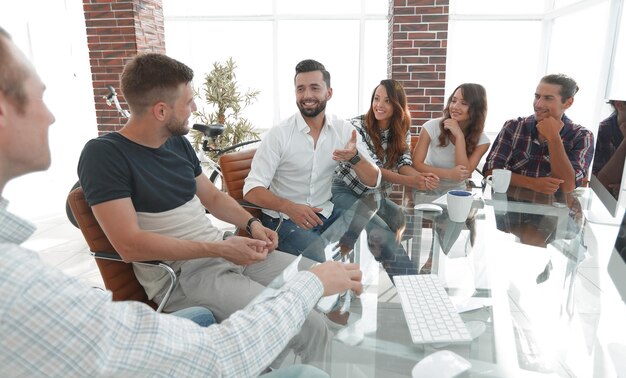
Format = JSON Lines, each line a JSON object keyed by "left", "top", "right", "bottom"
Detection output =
{"left": 246, "top": 217, "right": 261, "bottom": 235}
{"left": 348, "top": 150, "right": 361, "bottom": 165}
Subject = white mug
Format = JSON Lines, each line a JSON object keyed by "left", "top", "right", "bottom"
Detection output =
{"left": 486, "top": 169, "right": 511, "bottom": 193}
{"left": 447, "top": 190, "right": 474, "bottom": 222}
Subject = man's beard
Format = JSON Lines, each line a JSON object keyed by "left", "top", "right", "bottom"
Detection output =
{"left": 297, "top": 99, "right": 327, "bottom": 118}
{"left": 166, "top": 116, "right": 189, "bottom": 136}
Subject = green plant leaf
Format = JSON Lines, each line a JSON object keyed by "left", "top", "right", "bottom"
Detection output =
{"left": 193, "top": 57, "right": 260, "bottom": 161}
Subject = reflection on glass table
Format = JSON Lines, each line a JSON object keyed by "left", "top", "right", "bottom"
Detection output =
{"left": 487, "top": 186, "right": 584, "bottom": 243}
{"left": 248, "top": 183, "right": 626, "bottom": 377}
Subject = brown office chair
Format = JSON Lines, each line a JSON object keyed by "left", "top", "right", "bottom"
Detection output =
{"left": 219, "top": 148, "right": 283, "bottom": 236}
{"left": 67, "top": 187, "right": 176, "bottom": 312}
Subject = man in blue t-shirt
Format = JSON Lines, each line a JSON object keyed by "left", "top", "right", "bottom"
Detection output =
{"left": 78, "top": 53, "right": 332, "bottom": 369}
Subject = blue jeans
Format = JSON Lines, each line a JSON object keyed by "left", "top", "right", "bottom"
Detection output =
{"left": 331, "top": 178, "right": 417, "bottom": 280}
{"left": 171, "top": 306, "right": 215, "bottom": 327}
{"left": 261, "top": 207, "right": 342, "bottom": 262}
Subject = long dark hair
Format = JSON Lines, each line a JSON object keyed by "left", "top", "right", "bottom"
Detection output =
{"left": 438, "top": 83, "right": 487, "bottom": 155}
{"left": 365, "top": 79, "right": 411, "bottom": 169}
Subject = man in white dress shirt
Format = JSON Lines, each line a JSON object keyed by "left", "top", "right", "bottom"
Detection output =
{"left": 244, "top": 59, "right": 380, "bottom": 261}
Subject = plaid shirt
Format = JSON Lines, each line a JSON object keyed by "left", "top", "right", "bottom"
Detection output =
{"left": 335, "top": 115, "right": 413, "bottom": 195}
{"left": 592, "top": 112, "right": 623, "bottom": 175}
{"left": 0, "top": 197, "right": 36, "bottom": 245}
{"left": 483, "top": 114, "right": 594, "bottom": 188}
{"left": 0, "top": 197, "right": 323, "bottom": 377}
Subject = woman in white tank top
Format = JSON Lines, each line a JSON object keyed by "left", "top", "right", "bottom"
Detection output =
{"left": 412, "top": 83, "right": 490, "bottom": 188}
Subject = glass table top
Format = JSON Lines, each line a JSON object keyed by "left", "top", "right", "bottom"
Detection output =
{"left": 255, "top": 182, "right": 626, "bottom": 377}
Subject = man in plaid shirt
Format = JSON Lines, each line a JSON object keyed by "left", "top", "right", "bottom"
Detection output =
{"left": 483, "top": 74, "right": 594, "bottom": 194}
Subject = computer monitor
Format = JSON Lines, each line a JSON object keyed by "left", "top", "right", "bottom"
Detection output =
{"left": 587, "top": 166, "right": 626, "bottom": 223}
{"left": 608, "top": 210, "right": 626, "bottom": 304}
{"left": 586, "top": 109, "right": 626, "bottom": 224}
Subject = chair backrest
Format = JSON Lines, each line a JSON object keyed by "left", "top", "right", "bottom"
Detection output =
{"left": 219, "top": 148, "right": 256, "bottom": 201}
{"left": 67, "top": 187, "right": 157, "bottom": 309}
{"left": 219, "top": 148, "right": 260, "bottom": 236}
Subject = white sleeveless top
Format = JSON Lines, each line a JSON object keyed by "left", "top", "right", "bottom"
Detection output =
{"left": 422, "top": 118, "right": 489, "bottom": 169}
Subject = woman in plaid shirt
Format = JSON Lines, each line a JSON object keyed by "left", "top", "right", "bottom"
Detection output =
{"left": 332, "top": 79, "right": 438, "bottom": 278}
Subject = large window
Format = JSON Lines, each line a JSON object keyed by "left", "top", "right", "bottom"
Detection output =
{"left": 0, "top": 0, "right": 95, "bottom": 220}
{"left": 547, "top": 1, "right": 611, "bottom": 130}
{"left": 447, "top": 0, "right": 623, "bottom": 137}
{"left": 446, "top": 19, "right": 542, "bottom": 132}
{"left": 607, "top": 0, "right": 626, "bottom": 100}
{"left": 163, "top": 0, "right": 389, "bottom": 129}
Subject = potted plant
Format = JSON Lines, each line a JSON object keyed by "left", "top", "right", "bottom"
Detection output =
{"left": 191, "top": 57, "right": 260, "bottom": 161}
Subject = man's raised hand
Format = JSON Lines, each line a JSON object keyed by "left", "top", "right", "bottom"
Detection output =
{"left": 333, "top": 130, "right": 358, "bottom": 162}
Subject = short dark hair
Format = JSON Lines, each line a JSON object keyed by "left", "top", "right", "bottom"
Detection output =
{"left": 540, "top": 73, "right": 579, "bottom": 103}
{"left": 0, "top": 26, "right": 29, "bottom": 113}
{"left": 294, "top": 59, "right": 330, "bottom": 87}
{"left": 121, "top": 53, "right": 194, "bottom": 115}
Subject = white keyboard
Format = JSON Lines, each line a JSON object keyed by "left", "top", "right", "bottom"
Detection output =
{"left": 395, "top": 274, "right": 472, "bottom": 344}
{"left": 432, "top": 194, "right": 448, "bottom": 206}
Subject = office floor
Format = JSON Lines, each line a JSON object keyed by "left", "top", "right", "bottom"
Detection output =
{"left": 23, "top": 214, "right": 104, "bottom": 288}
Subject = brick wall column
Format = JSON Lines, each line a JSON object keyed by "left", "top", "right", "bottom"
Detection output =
{"left": 388, "top": 0, "right": 449, "bottom": 134}
{"left": 83, "top": 0, "right": 166, "bottom": 135}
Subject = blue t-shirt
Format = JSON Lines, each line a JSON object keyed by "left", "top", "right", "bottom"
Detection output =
{"left": 78, "top": 132, "right": 202, "bottom": 212}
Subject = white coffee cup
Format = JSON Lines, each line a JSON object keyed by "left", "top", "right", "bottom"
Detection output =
{"left": 447, "top": 190, "right": 474, "bottom": 222}
{"left": 486, "top": 169, "right": 511, "bottom": 193}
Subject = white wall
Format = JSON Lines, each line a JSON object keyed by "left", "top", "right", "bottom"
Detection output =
{"left": 1, "top": 0, "right": 97, "bottom": 221}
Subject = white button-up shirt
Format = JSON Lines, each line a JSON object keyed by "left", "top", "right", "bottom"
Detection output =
{"left": 244, "top": 112, "right": 379, "bottom": 219}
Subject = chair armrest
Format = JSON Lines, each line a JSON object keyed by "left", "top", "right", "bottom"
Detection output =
{"left": 92, "top": 251, "right": 124, "bottom": 261}
{"left": 92, "top": 251, "right": 177, "bottom": 313}
{"left": 93, "top": 251, "right": 163, "bottom": 265}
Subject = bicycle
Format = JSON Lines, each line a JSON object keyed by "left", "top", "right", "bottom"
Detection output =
{"left": 191, "top": 123, "right": 259, "bottom": 189}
